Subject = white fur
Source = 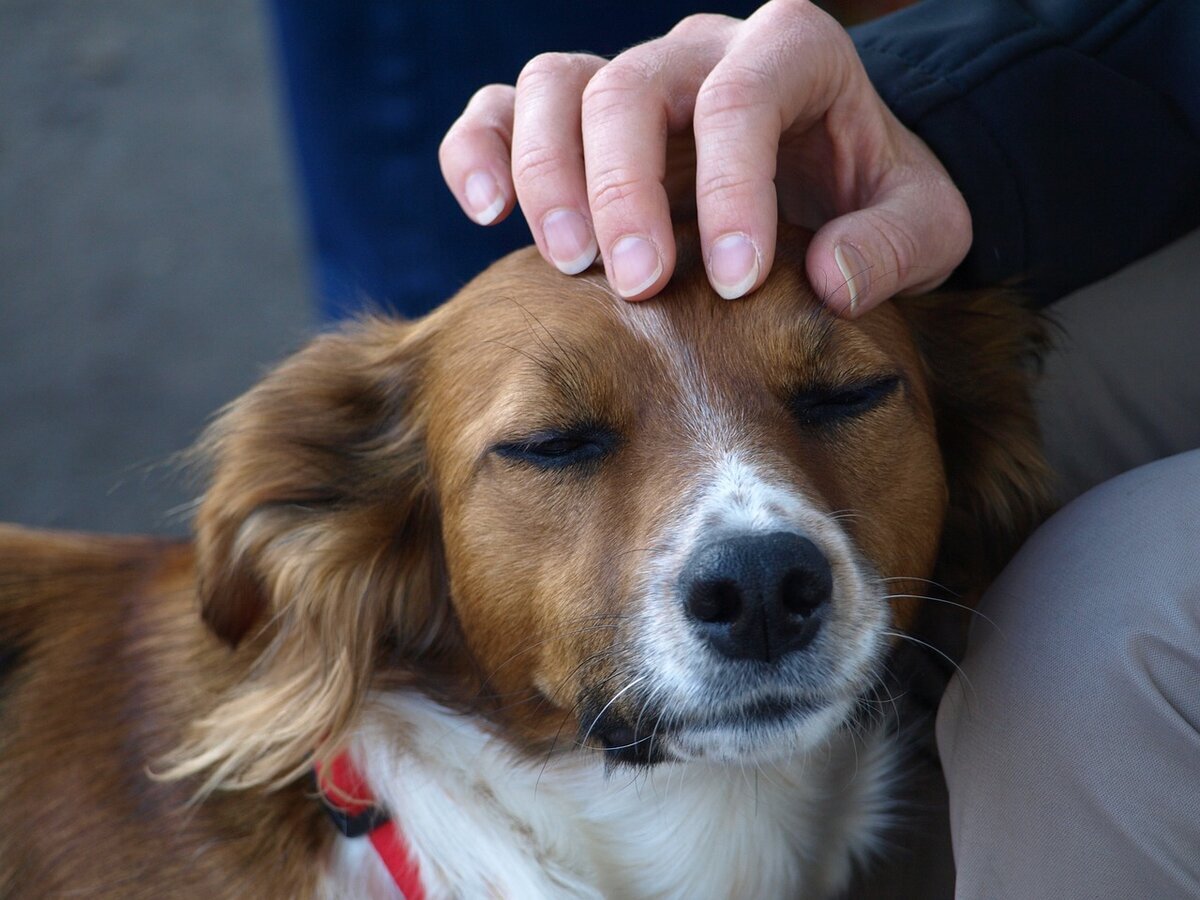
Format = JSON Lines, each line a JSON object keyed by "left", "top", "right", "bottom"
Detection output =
{"left": 321, "top": 694, "right": 900, "bottom": 899}
{"left": 322, "top": 300, "right": 903, "bottom": 897}
{"left": 607, "top": 302, "right": 892, "bottom": 759}
{"left": 609, "top": 299, "right": 739, "bottom": 453}
{"left": 627, "top": 449, "right": 890, "bottom": 766}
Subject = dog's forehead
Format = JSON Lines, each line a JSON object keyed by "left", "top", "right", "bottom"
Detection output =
{"left": 418, "top": 241, "right": 922, "bottom": 465}
{"left": 433, "top": 244, "right": 836, "bottom": 367}
{"left": 437, "top": 244, "right": 911, "bottom": 373}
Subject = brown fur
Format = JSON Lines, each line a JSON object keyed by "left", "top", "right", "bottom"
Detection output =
{"left": 0, "top": 225, "right": 1051, "bottom": 896}
{"left": 0, "top": 529, "right": 325, "bottom": 897}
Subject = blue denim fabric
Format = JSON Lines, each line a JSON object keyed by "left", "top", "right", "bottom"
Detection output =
{"left": 267, "top": 1, "right": 760, "bottom": 320}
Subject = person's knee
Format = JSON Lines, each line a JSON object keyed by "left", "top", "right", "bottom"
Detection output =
{"left": 941, "top": 448, "right": 1200, "bottom": 728}
{"left": 937, "top": 450, "right": 1200, "bottom": 895}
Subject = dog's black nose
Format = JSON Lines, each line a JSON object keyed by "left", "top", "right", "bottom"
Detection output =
{"left": 680, "top": 532, "right": 832, "bottom": 663}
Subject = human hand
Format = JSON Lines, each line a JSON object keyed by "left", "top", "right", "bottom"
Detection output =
{"left": 439, "top": 0, "right": 970, "bottom": 316}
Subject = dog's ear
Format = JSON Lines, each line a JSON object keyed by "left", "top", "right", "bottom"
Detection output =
{"left": 898, "top": 292, "right": 1055, "bottom": 594}
{"left": 166, "top": 317, "right": 447, "bottom": 794}
{"left": 193, "top": 318, "right": 441, "bottom": 650}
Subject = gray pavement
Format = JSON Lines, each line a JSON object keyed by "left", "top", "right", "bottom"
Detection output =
{"left": 0, "top": 0, "right": 311, "bottom": 534}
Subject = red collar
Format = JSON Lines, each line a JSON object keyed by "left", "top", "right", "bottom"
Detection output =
{"left": 317, "top": 752, "right": 426, "bottom": 900}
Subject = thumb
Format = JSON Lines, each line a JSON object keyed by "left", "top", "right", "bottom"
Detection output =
{"left": 807, "top": 177, "right": 971, "bottom": 317}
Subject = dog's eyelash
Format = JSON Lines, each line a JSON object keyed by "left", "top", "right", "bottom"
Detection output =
{"left": 493, "top": 427, "right": 617, "bottom": 470}
{"left": 788, "top": 375, "right": 902, "bottom": 427}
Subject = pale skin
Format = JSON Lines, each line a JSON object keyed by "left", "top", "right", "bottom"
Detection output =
{"left": 439, "top": 0, "right": 971, "bottom": 317}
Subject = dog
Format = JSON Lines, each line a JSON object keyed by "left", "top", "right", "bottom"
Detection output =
{"left": 0, "top": 225, "right": 1049, "bottom": 898}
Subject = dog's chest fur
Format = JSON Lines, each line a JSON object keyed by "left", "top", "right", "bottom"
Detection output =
{"left": 322, "top": 695, "right": 897, "bottom": 899}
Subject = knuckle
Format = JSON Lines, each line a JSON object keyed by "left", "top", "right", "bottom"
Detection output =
{"left": 589, "top": 168, "right": 650, "bottom": 217}
{"left": 818, "top": 19, "right": 856, "bottom": 58}
{"left": 467, "top": 82, "right": 514, "bottom": 110}
{"left": 511, "top": 140, "right": 568, "bottom": 185}
{"left": 945, "top": 192, "right": 974, "bottom": 255}
{"left": 696, "top": 169, "right": 758, "bottom": 203}
{"left": 582, "top": 61, "right": 656, "bottom": 113}
{"left": 670, "top": 12, "right": 737, "bottom": 37}
{"left": 695, "top": 65, "right": 774, "bottom": 123}
{"left": 767, "top": 0, "right": 823, "bottom": 26}
{"left": 516, "top": 52, "right": 578, "bottom": 91}
{"left": 760, "top": 1, "right": 851, "bottom": 59}
{"left": 438, "top": 119, "right": 471, "bottom": 162}
{"left": 450, "top": 84, "right": 514, "bottom": 139}
{"left": 436, "top": 132, "right": 453, "bottom": 167}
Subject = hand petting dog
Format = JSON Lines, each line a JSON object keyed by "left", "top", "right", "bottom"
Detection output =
{"left": 439, "top": 0, "right": 970, "bottom": 315}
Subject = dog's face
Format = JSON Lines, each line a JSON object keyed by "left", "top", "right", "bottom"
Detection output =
{"left": 182, "top": 228, "right": 1047, "bottom": 790}
{"left": 423, "top": 245, "right": 944, "bottom": 765}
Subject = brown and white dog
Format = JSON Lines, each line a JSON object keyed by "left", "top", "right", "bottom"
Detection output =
{"left": 0, "top": 226, "right": 1048, "bottom": 898}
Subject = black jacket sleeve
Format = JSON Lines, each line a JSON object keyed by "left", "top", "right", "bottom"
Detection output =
{"left": 852, "top": 0, "right": 1200, "bottom": 305}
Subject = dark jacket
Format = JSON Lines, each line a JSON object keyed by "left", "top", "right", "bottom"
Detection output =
{"left": 854, "top": 0, "right": 1200, "bottom": 304}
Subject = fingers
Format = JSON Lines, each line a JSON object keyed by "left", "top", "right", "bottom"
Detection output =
{"left": 443, "top": 19, "right": 737, "bottom": 300}
{"left": 691, "top": 1, "right": 850, "bottom": 300}
{"left": 691, "top": 0, "right": 972, "bottom": 313}
{"left": 442, "top": 0, "right": 971, "bottom": 313}
{"left": 691, "top": 55, "right": 782, "bottom": 300}
{"left": 579, "top": 21, "right": 734, "bottom": 298}
{"left": 512, "top": 53, "right": 606, "bottom": 275}
{"left": 439, "top": 84, "right": 517, "bottom": 226}
{"left": 807, "top": 161, "right": 972, "bottom": 318}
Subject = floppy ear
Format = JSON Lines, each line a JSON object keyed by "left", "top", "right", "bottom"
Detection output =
{"left": 898, "top": 292, "right": 1055, "bottom": 595}
{"left": 163, "top": 317, "right": 448, "bottom": 795}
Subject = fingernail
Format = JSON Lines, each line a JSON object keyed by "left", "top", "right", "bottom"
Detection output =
{"left": 834, "top": 243, "right": 870, "bottom": 312}
{"left": 610, "top": 235, "right": 663, "bottom": 298}
{"left": 542, "top": 209, "right": 598, "bottom": 275}
{"left": 465, "top": 171, "right": 504, "bottom": 225}
{"left": 708, "top": 232, "right": 760, "bottom": 300}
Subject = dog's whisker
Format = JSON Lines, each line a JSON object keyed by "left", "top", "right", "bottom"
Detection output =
{"left": 475, "top": 618, "right": 628, "bottom": 689}
{"left": 579, "top": 675, "right": 648, "bottom": 753}
{"left": 880, "top": 574, "right": 961, "bottom": 596}
{"left": 882, "top": 630, "right": 978, "bottom": 706}
{"left": 546, "top": 645, "right": 630, "bottom": 701}
{"left": 882, "top": 592, "right": 999, "bottom": 629}
{"left": 535, "top": 658, "right": 640, "bottom": 775}
{"left": 631, "top": 687, "right": 658, "bottom": 758}
{"left": 535, "top": 704, "right": 583, "bottom": 797}
{"left": 859, "top": 664, "right": 906, "bottom": 739}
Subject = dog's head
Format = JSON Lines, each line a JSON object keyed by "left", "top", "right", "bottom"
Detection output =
{"left": 175, "top": 226, "right": 1048, "bottom": 791}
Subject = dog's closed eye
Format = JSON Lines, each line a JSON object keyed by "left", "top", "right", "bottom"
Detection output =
{"left": 788, "top": 375, "right": 902, "bottom": 428}
{"left": 492, "top": 425, "right": 620, "bottom": 471}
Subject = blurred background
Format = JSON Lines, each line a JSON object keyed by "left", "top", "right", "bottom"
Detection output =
{"left": 0, "top": 0, "right": 909, "bottom": 535}
{"left": 0, "top": 0, "right": 308, "bottom": 533}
